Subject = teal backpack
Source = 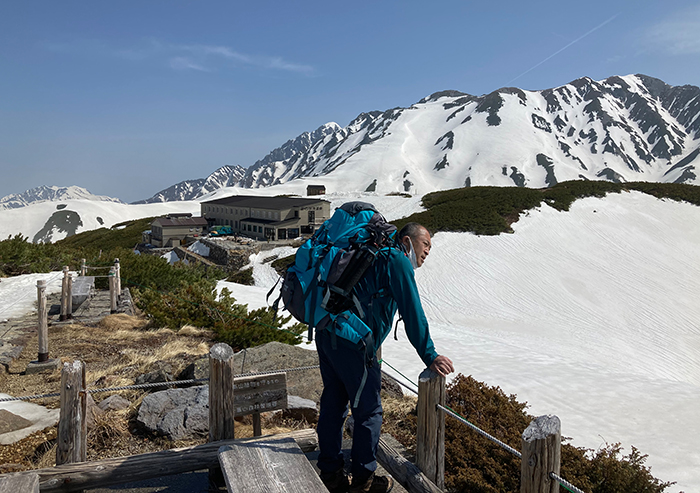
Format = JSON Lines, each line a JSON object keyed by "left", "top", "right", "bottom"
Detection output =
{"left": 273, "top": 201, "right": 397, "bottom": 354}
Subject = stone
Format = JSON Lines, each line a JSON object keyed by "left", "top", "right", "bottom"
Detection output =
{"left": 0, "top": 409, "right": 33, "bottom": 434}
{"left": 86, "top": 393, "right": 104, "bottom": 430}
{"left": 97, "top": 394, "right": 131, "bottom": 412}
{"left": 136, "top": 385, "right": 209, "bottom": 440}
{"left": 25, "top": 358, "right": 61, "bottom": 375}
{"left": 281, "top": 395, "right": 318, "bottom": 424}
{"left": 176, "top": 358, "right": 209, "bottom": 384}
{"left": 177, "top": 342, "right": 323, "bottom": 403}
{"left": 135, "top": 362, "right": 174, "bottom": 388}
{"left": 381, "top": 372, "right": 404, "bottom": 399}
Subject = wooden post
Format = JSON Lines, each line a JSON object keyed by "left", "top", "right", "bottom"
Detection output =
{"left": 521, "top": 415, "right": 561, "bottom": 493}
{"left": 67, "top": 271, "right": 73, "bottom": 319}
{"left": 252, "top": 413, "right": 262, "bottom": 437}
{"left": 36, "top": 280, "right": 48, "bottom": 362}
{"left": 80, "top": 259, "right": 86, "bottom": 277}
{"left": 109, "top": 267, "right": 117, "bottom": 314}
{"left": 60, "top": 267, "right": 72, "bottom": 321}
{"left": 57, "top": 361, "right": 87, "bottom": 466}
{"left": 416, "top": 368, "right": 445, "bottom": 489}
{"left": 209, "top": 343, "right": 236, "bottom": 442}
{"left": 114, "top": 258, "right": 121, "bottom": 294}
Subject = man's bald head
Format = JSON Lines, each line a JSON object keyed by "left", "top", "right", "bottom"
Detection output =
{"left": 398, "top": 222, "right": 431, "bottom": 267}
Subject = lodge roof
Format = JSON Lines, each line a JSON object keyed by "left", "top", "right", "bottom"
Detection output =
{"left": 152, "top": 216, "right": 208, "bottom": 228}
{"left": 201, "top": 195, "right": 328, "bottom": 209}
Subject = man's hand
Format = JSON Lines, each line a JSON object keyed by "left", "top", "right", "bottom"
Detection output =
{"left": 429, "top": 355, "right": 454, "bottom": 377}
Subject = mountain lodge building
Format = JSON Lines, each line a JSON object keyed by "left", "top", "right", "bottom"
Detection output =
{"left": 200, "top": 195, "right": 331, "bottom": 240}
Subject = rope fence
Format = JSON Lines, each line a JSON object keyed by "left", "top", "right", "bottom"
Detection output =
{"left": 0, "top": 365, "right": 321, "bottom": 403}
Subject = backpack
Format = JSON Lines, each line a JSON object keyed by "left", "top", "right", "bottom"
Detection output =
{"left": 272, "top": 201, "right": 397, "bottom": 353}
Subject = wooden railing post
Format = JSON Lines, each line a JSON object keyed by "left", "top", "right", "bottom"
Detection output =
{"left": 114, "top": 258, "right": 121, "bottom": 294}
{"left": 209, "top": 343, "right": 236, "bottom": 441}
{"left": 67, "top": 270, "right": 73, "bottom": 318}
{"left": 109, "top": 267, "right": 117, "bottom": 314}
{"left": 60, "top": 267, "right": 72, "bottom": 321}
{"left": 36, "top": 280, "right": 48, "bottom": 362}
{"left": 521, "top": 415, "right": 561, "bottom": 493}
{"left": 80, "top": 259, "right": 86, "bottom": 277}
{"left": 57, "top": 361, "right": 87, "bottom": 466}
{"left": 416, "top": 368, "right": 445, "bottom": 489}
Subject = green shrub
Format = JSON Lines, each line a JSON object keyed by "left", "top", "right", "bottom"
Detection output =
{"left": 271, "top": 254, "right": 296, "bottom": 276}
{"left": 394, "top": 181, "right": 700, "bottom": 236}
{"left": 439, "top": 374, "right": 673, "bottom": 493}
{"left": 227, "top": 267, "right": 254, "bottom": 285}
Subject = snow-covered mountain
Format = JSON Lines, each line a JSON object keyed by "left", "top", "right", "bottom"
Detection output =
{"left": 0, "top": 185, "right": 124, "bottom": 210}
{"left": 233, "top": 74, "right": 699, "bottom": 193}
{"left": 133, "top": 165, "right": 245, "bottom": 203}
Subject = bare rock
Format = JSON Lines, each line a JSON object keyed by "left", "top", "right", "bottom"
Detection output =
{"left": 282, "top": 395, "right": 318, "bottom": 423}
{"left": 97, "top": 394, "right": 131, "bottom": 412}
{"left": 136, "top": 386, "right": 209, "bottom": 440}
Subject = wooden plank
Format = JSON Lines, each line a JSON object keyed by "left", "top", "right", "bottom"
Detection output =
{"left": 0, "top": 472, "right": 39, "bottom": 493}
{"left": 376, "top": 435, "right": 443, "bottom": 493}
{"left": 234, "top": 372, "right": 287, "bottom": 416}
{"left": 218, "top": 437, "right": 326, "bottom": 493}
{"left": 0, "top": 429, "right": 317, "bottom": 492}
{"left": 346, "top": 417, "right": 442, "bottom": 493}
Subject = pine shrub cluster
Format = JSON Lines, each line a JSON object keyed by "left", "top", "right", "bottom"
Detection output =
{"left": 394, "top": 180, "right": 700, "bottom": 235}
{"left": 402, "top": 374, "right": 674, "bottom": 492}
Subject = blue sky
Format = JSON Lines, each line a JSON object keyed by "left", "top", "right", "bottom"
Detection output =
{"left": 1, "top": 0, "right": 699, "bottom": 203}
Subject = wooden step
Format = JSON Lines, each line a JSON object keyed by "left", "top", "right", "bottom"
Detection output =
{"left": 218, "top": 436, "right": 327, "bottom": 493}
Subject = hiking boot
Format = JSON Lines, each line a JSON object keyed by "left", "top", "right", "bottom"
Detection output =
{"left": 349, "top": 472, "right": 394, "bottom": 493}
{"left": 320, "top": 468, "right": 350, "bottom": 493}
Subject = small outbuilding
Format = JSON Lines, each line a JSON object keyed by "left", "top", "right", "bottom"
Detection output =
{"left": 306, "top": 185, "right": 326, "bottom": 196}
{"left": 149, "top": 213, "right": 207, "bottom": 247}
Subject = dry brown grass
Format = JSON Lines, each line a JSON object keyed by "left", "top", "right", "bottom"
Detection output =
{"left": 0, "top": 313, "right": 302, "bottom": 474}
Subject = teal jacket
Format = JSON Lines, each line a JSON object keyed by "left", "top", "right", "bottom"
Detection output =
{"left": 352, "top": 247, "right": 439, "bottom": 368}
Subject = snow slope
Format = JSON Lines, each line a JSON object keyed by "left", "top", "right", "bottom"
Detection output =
{"left": 0, "top": 200, "right": 201, "bottom": 243}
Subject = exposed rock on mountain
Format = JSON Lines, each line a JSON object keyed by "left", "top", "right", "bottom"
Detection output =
{"left": 230, "top": 74, "right": 699, "bottom": 194}
{"left": 0, "top": 186, "right": 123, "bottom": 210}
{"left": 133, "top": 165, "right": 245, "bottom": 204}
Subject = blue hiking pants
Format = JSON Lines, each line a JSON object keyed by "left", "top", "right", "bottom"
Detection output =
{"left": 315, "top": 328, "right": 382, "bottom": 484}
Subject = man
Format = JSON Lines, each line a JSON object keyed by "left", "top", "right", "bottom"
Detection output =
{"left": 316, "top": 222, "right": 454, "bottom": 493}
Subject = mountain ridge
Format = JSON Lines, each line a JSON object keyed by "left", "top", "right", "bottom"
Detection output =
{"left": 0, "top": 185, "right": 124, "bottom": 210}
{"left": 145, "top": 73, "right": 700, "bottom": 200}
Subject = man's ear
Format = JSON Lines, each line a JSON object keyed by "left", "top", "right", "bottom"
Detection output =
{"left": 401, "top": 236, "right": 411, "bottom": 248}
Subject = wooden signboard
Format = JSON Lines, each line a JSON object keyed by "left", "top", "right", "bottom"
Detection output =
{"left": 233, "top": 372, "right": 287, "bottom": 416}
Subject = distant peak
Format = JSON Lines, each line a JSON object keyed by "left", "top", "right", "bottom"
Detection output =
{"left": 419, "top": 90, "right": 471, "bottom": 104}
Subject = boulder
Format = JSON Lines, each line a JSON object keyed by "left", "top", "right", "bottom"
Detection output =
{"left": 136, "top": 385, "right": 209, "bottom": 440}
{"left": 282, "top": 395, "right": 318, "bottom": 423}
{"left": 135, "top": 362, "right": 175, "bottom": 388}
{"left": 176, "top": 358, "right": 209, "bottom": 384}
{"left": 177, "top": 342, "right": 323, "bottom": 404}
{"left": 97, "top": 394, "right": 131, "bottom": 412}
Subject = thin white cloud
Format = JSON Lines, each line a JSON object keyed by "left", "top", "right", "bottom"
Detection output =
{"left": 44, "top": 38, "right": 315, "bottom": 75}
{"left": 169, "top": 57, "right": 209, "bottom": 72}
{"left": 179, "top": 44, "right": 315, "bottom": 74}
{"left": 646, "top": 6, "right": 700, "bottom": 55}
